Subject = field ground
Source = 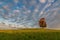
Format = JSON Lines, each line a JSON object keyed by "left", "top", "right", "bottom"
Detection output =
{"left": 0, "top": 28, "right": 60, "bottom": 40}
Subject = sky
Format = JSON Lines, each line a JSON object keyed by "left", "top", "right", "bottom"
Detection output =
{"left": 0, "top": 0, "right": 60, "bottom": 28}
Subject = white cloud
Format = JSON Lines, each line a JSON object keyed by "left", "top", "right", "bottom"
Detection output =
{"left": 39, "top": 0, "right": 46, "bottom": 3}
{"left": 27, "top": 10, "right": 31, "bottom": 13}
{"left": 3, "top": 5, "right": 10, "bottom": 11}
{"left": 30, "top": 0, "right": 37, "bottom": 5}
{"left": 0, "top": 9, "right": 3, "bottom": 11}
{"left": 34, "top": 9, "right": 39, "bottom": 12}
{"left": 0, "top": 2, "right": 3, "bottom": 5}
{"left": 48, "top": 0, "right": 55, "bottom": 3}
{"left": 39, "top": 3, "right": 51, "bottom": 17}
{"left": 13, "top": 10, "right": 20, "bottom": 13}
{"left": 3, "top": 5, "right": 8, "bottom": 9}
{"left": 14, "top": 0, "right": 19, "bottom": 3}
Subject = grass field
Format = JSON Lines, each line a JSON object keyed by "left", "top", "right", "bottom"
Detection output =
{"left": 0, "top": 28, "right": 60, "bottom": 40}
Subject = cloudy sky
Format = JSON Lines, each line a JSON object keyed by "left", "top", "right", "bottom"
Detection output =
{"left": 0, "top": 0, "right": 60, "bottom": 28}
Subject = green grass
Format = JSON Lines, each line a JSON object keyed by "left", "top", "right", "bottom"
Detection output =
{"left": 0, "top": 29, "right": 60, "bottom": 40}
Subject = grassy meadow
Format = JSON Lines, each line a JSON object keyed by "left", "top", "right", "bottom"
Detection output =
{"left": 0, "top": 28, "right": 60, "bottom": 40}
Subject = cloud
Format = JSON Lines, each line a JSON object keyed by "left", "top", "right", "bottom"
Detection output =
{"left": 0, "top": 0, "right": 60, "bottom": 29}
{"left": 0, "top": 2, "right": 3, "bottom": 5}
{"left": 39, "top": 0, "right": 46, "bottom": 3}
{"left": 39, "top": 3, "right": 51, "bottom": 17}
{"left": 13, "top": 9, "right": 20, "bottom": 13}
{"left": 48, "top": 0, "right": 55, "bottom": 3}
{"left": 3, "top": 5, "right": 9, "bottom": 10}
{"left": 46, "top": 8, "right": 60, "bottom": 28}
{"left": 14, "top": 0, "right": 19, "bottom": 3}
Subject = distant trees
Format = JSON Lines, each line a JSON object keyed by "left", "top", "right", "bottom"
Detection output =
{"left": 39, "top": 18, "right": 47, "bottom": 28}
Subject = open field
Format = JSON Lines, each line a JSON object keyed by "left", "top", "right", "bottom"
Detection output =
{"left": 0, "top": 28, "right": 60, "bottom": 40}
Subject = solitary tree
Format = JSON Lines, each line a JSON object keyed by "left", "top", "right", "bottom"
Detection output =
{"left": 39, "top": 18, "right": 47, "bottom": 28}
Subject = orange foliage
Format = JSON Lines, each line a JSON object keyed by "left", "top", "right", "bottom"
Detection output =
{"left": 39, "top": 18, "right": 47, "bottom": 28}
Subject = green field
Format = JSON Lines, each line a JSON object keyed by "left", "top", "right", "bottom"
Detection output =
{"left": 0, "top": 28, "right": 60, "bottom": 40}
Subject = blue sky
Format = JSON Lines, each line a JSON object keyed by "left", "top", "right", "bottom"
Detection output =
{"left": 0, "top": 0, "right": 60, "bottom": 28}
